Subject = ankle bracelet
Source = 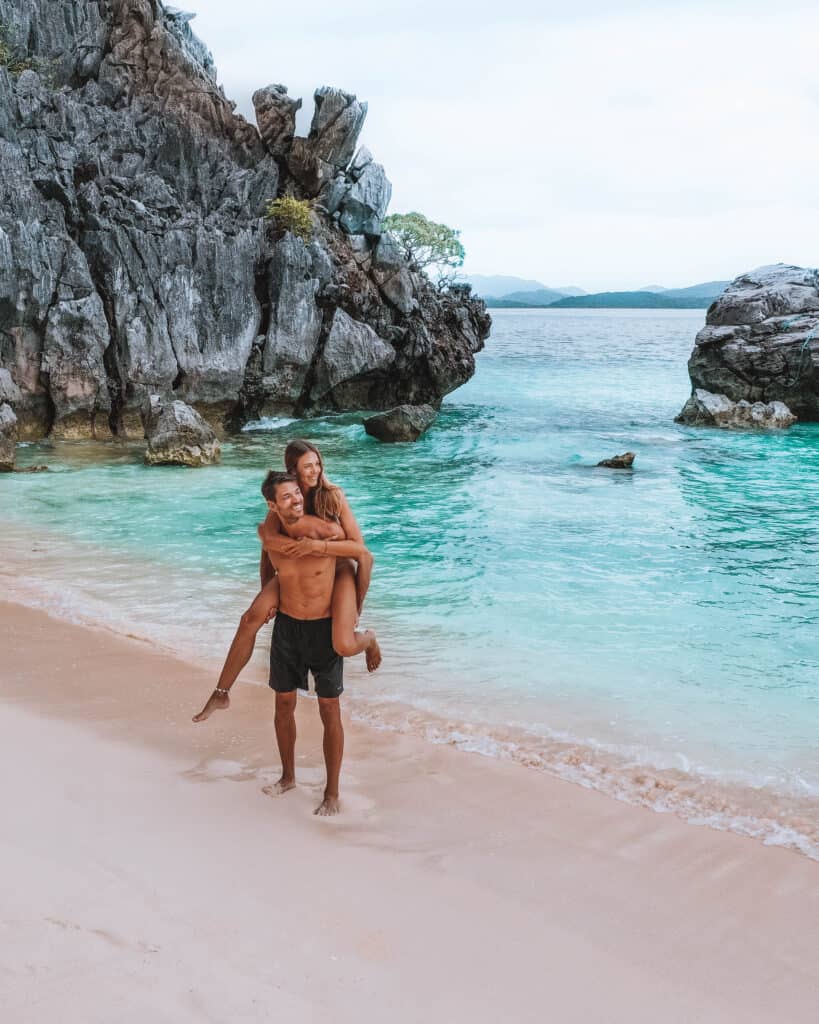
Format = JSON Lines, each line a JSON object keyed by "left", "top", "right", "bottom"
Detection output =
{"left": 215, "top": 687, "right": 230, "bottom": 696}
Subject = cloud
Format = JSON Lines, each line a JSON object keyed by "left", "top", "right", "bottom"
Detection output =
{"left": 185, "top": 0, "right": 819, "bottom": 288}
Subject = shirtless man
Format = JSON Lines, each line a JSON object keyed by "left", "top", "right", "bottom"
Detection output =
{"left": 192, "top": 480, "right": 379, "bottom": 724}
{"left": 257, "top": 471, "right": 372, "bottom": 816}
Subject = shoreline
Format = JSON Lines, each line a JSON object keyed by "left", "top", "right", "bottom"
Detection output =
{"left": 3, "top": 524, "right": 818, "bottom": 861}
{"left": 2, "top": 599, "right": 819, "bottom": 1021}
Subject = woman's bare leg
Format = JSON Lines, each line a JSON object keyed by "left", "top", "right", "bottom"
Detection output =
{"left": 331, "top": 561, "right": 381, "bottom": 672}
{"left": 192, "top": 577, "right": 280, "bottom": 721}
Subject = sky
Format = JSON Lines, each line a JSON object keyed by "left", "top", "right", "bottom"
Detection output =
{"left": 184, "top": 0, "right": 819, "bottom": 290}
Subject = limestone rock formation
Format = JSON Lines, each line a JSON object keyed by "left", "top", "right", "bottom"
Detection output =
{"left": 0, "top": 401, "right": 17, "bottom": 470}
{"left": 675, "top": 389, "right": 796, "bottom": 430}
{"left": 253, "top": 84, "right": 301, "bottom": 158}
{"left": 363, "top": 404, "right": 438, "bottom": 443}
{"left": 143, "top": 395, "right": 221, "bottom": 466}
{"left": 0, "top": 1, "right": 490, "bottom": 441}
{"left": 678, "top": 265, "right": 819, "bottom": 421}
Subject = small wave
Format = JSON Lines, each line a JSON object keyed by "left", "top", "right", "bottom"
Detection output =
{"left": 241, "top": 416, "right": 298, "bottom": 432}
{"left": 349, "top": 697, "right": 819, "bottom": 861}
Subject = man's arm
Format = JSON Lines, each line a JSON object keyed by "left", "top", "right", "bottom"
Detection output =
{"left": 297, "top": 537, "right": 371, "bottom": 560}
{"left": 284, "top": 515, "right": 345, "bottom": 541}
{"left": 259, "top": 514, "right": 345, "bottom": 560}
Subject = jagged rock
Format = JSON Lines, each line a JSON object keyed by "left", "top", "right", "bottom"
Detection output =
{"left": 680, "top": 264, "right": 819, "bottom": 420}
{"left": 258, "top": 233, "right": 323, "bottom": 410}
{"left": 0, "top": 369, "right": 21, "bottom": 406}
{"left": 338, "top": 161, "right": 392, "bottom": 237}
{"left": 597, "top": 452, "right": 635, "bottom": 469}
{"left": 675, "top": 389, "right": 796, "bottom": 429}
{"left": 0, "top": 0, "right": 491, "bottom": 439}
{"left": 363, "top": 404, "right": 437, "bottom": 443}
{"left": 143, "top": 395, "right": 221, "bottom": 467}
{"left": 371, "top": 235, "right": 416, "bottom": 314}
{"left": 0, "top": 402, "right": 18, "bottom": 471}
{"left": 311, "top": 310, "right": 395, "bottom": 407}
{"left": 253, "top": 84, "right": 301, "bottom": 157}
{"left": 309, "top": 87, "right": 367, "bottom": 169}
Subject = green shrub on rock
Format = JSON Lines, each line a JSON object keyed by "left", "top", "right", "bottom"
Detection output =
{"left": 0, "top": 25, "right": 44, "bottom": 77}
{"left": 264, "top": 197, "right": 313, "bottom": 242}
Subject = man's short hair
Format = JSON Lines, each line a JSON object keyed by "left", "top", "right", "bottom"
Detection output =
{"left": 261, "top": 471, "right": 298, "bottom": 502}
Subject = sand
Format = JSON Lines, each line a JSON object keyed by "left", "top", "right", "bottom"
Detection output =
{"left": 1, "top": 600, "right": 818, "bottom": 1023}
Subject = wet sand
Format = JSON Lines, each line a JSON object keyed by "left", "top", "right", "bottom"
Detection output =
{"left": 2, "top": 600, "right": 817, "bottom": 1023}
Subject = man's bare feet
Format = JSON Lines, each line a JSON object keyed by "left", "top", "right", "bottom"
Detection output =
{"left": 314, "top": 793, "right": 340, "bottom": 816}
{"left": 192, "top": 688, "right": 230, "bottom": 723}
{"left": 262, "top": 775, "right": 296, "bottom": 797}
{"left": 364, "top": 632, "right": 382, "bottom": 673}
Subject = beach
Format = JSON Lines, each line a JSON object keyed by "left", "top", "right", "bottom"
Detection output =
{"left": 3, "top": 599, "right": 818, "bottom": 1023}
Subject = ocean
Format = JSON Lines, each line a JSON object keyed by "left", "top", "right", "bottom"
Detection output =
{"left": 3, "top": 308, "right": 818, "bottom": 856}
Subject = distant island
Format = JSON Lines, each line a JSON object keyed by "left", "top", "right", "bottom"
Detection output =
{"left": 462, "top": 275, "right": 730, "bottom": 309}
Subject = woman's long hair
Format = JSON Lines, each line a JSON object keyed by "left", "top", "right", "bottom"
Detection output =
{"left": 284, "top": 439, "right": 343, "bottom": 521}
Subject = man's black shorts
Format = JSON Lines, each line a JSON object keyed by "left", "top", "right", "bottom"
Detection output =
{"left": 269, "top": 611, "right": 343, "bottom": 699}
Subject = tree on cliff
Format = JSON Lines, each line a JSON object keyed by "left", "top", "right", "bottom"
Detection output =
{"left": 382, "top": 212, "right": 465, "bottom": 279}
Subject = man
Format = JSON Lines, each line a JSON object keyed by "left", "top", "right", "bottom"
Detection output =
{"left": 257, "top": 471, "right": 373, "bottom": 816}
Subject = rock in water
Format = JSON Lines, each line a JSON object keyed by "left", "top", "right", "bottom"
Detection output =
{"left": 0, "top": 1, "right": 490, "bottom": 440}
{"left": 675, "top": 389, "right": 796, "bottom": 429}
{"left": 678, "top": 264, "right": 819, "bottom": 421}
{"left": 597, "top": 452, "right": 635, "bottom": 469}
{"left": 363, "top": 404, "right": 438, "bottom": 442}
{"left": 143, "top": 396, "right": 221, "bottom": 467}
{"left": 0, "top": 402, "right": 17, "bottom": 471}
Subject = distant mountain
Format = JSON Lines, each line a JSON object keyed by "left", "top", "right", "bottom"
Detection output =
{"left": 463, "top": 275, "right": 587, "bottom": 299}
{"left": 495, "top": 287, "right": 569, "bottom": 306}
{"left": 661, "top": 281, "right": 730, "bottom": 300}
{"left": 548, "top": 290, "right": 720, "bottom": 309}
{"left": 638, "top": 285, "right": 667, "bottom": 293}
{"left": 462, "top": 274, "right": 550, "bottom": 298}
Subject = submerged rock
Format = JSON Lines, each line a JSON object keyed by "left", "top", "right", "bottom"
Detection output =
{"left": 675, "top": 389, "right": 796, "bottom": 429}
{"left": 597, "top": 452, "right": 635, "bottom": 469}
{"left": 0, "top": 402, "right": 17, "bottom": 471}
{"left": 679, "top": 264, "right": 819, "bottom": 420}
{"left": 143, "top": 396, "right": 221, "bottom": 467}
{"left": 363, "top": 404, "right": 437, "bottom": 442}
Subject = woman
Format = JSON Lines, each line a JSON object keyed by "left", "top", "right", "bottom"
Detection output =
{"left": 193, "top": 440, "right": 380, "bottom": 722}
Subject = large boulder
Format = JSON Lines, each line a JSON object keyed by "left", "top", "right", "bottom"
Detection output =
{"left": 679, "top": 264, "right": 819, "bottom": 420}
{"left": 364, "top": 404, "right": 438, "bottom": 443}
{"left": 143, "top": 395, "right": 221, "bottom": 467}
{"left": 676, "top": 388, "right": 796, "bottom": 429}
{"left": 0, "top": 402, "right": 17, "bottom": 471}
{"left": 311, "top": 310, "right": 395, "bottom": 407}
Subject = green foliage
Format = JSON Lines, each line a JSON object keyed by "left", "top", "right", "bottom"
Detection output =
{"left": 382, "top": 212, "right": 465, "bottom": 275}
{"left": 264, "top": 196, "right": 313, "bottom": 242}
{"left": 0, "top": 23, "right": 52, "bottom": 78}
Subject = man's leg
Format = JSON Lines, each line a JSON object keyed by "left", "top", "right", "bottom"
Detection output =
{"left": 262, "top": 689, "right": 298, "bottom": 796}
{"left": 315, "top": 696, "right": 344, "bottom": 816}
{"left": 193, "top": 578, "right": 279, "bottom": 722}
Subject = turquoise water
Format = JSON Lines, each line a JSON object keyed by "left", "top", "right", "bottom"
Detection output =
{"left": 3, "top": 309, "right": 818, "bottom": 851}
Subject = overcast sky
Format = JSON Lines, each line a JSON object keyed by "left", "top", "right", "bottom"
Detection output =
{"left": 186, "top": 0, "right": 819, "bottom": 290}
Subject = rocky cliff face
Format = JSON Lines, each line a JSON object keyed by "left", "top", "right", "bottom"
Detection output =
{"left": 677, "top": 264, "right": 819, "bottom": 423}
{"left": 0, "top": 1, "right": 489, "bottom": 440}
